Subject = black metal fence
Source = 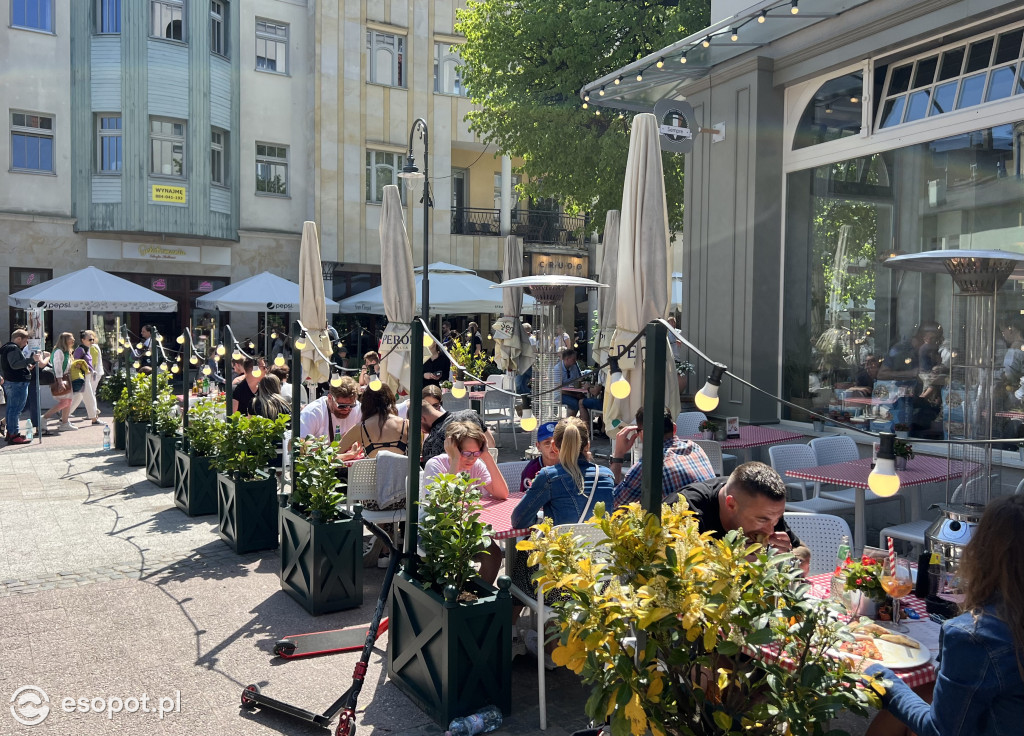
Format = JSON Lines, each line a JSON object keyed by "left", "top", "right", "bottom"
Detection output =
{"left": 450, "top": 208, "right": 588, "bottom": 248}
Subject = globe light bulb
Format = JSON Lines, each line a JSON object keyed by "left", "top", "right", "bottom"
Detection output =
{"left": 695, "top": 363, "right": 727, "bottom": 412}
{"left": 232, "top": 350, "right": 242, "bottom": 361}
{"left": 159, "top": 363, "right": 168, "bottom": 372}
{"left": 189, "top": 355, "right": 199, "bottom": 365}
{"left": 423, "top": 334, "right": 434, "bottom": 348}
{"left": 156, "top": 334, "right": 164, "bottom": 342}
{"left": 171, "top": 364, "right": 179, "bottom": 374}
{"left": 252, "top": 366, "right": 262, "bottom": 378}
{"left": 868, "top": 459, "right": 901, "bottom": 497}
{"left": 451, "top": 379, "right": 467, "bottom": 399}
{"left": 117, "top": 347, "right": 124, "bottom": 354}
{"left": 520, "top": 409, "right": 538, "bottom": 432}
{"left": 176, "top": 334, "right": 185, "bottom": 344}
{"left": 791, "top": 0, "right": 799, "bottom": 14}
{"left": 247, "top": 341, "right": 255, "bottom": 350}
{"left": 274, "top": 353, "right": 286, "bottom": 367}
{"left": 270, "top": 331, "right": 278, "bottom": 339}
{"left": 175, "top": 355, "right": 182, "bottom": 363}
{"left": 216, "top": 344, "right": 226, "bottom": 356}
{"left": 136, "top": 342, "right": 143, "bottom": 350}
{"left": 295, "top": 336, "right": 307, "bottom": 349}
{"left": 145, "top": 350, "right": 152, "bottom": 357}
{"left": 610, "top": 374, "right": 631, "bottom": 400}
{"left": 202, "top": 365, "right": 212, "bottom": 376}
{"left": 369, "top": 376, "right": 383, "bottom": 392}
{"left": 330, "top": 374, "right": 343, "bottom": 388}
{"left": 133, "top": 361, "right": 141, "bottom": 369}
{"left": 487, "top": 333, "right": 492, "bottom": 340}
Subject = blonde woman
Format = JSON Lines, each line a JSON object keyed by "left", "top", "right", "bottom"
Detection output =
{"left": 69, "top": 330, "right": 102, "bottom": 424}
{"left": 41, "top": 332, "right": 77, "bottom": 432}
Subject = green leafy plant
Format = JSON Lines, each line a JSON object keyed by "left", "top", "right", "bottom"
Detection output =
{"left": 113, "top": 373, "right": 157, "bottom": 424}
{"left": 97, "top": 369, "right": 130, "bottom": 403}
{"left": 290, "top": 436, "right": 346, "bottom": 522}
{"left": 698, "top": 419, "right": 718, "bottom": 433}
{"left": 893, "top": 439, "right": 914, "bottom": 459}
{"left": 843, "top": 554, "right": 887, "bottom": 602}
{"left": 211, "top": 413, "right": 289, "bottom": 481}
{"left": 448, "top": 336, "right": 491, "bottom": 383}
{"left": 522, "top": 502, "right": 884, "bottom": 736}
{"left": 675, "top": 360, "right": 695, "bottom": 377}
{"left": 151, "top": 387, "right": 181, "bottom": 437}
{"left": 183, "top": 400, "right": 226, "bottom": 457}
{"left": 418, "top": 473, "right": 493, "bottom": 594}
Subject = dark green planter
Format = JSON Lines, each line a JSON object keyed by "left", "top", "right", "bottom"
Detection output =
{"left": 113, "top": 420, "right": 126, "bottom": 451}
{"left": 279, "top": 505, "right": 363, "bottom": 615}
{"left": 217, "top": 472, "right": 279, "bottom": 553}
{"left": 387, "top": 571, "right": 512, "bottom": 725}
{"left": 173, "top": 448, "right": 218, "bottom": 516}
{"left": 145, "top": 432, "right": 177, "bottom": 487}
{"left": 125, "top": 421, "right": 148, "bottom": 466}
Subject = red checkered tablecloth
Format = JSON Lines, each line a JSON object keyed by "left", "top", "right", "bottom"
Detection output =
{"left": 477, "top": 491, "right": 532, "bottom": 540}
{"left": 785, "top": 456, "right": 973, "bottom": 489}
{"left": 686, "top": 425, "right": 804, "bottom": 449}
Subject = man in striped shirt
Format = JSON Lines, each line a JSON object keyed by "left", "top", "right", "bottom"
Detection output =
{"left": 610, "top": 407, "right": 717, "bottom": 508}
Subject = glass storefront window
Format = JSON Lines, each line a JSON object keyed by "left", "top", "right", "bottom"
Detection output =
{"left": 784, "top": 120, "right": 1024, "bottom": 439}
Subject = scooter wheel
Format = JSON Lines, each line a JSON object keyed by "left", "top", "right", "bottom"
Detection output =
{"left": 335, "top": 721, "right": 355, "bottom": 736}
{"left": 240, "top": 684, "right": 261, "bottom": 707}
{"left": 273, "top": 639, "right": 296, "bottom": 657}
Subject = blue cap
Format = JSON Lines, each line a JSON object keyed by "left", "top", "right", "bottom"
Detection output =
{"left": 536, "top": 422, "right": 557, "bottom": 442}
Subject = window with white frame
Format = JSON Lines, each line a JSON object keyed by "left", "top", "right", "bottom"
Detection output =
{"left": 367, "top": 31, "right": 405, "bottom": 87}
{"left": 12, "top": 0, "right": 53, "bottom": 33}
{"left": 365, "top": 150, "right": 405, "bottom": 203}
{"left": 10, "top": 112, "right": 54, "bottom": 173}
{"left": 434, "top": 43, "right": 467, "bottom": 96}
{"left": 151, "top": 0, "right": 183, "bottom": 41}
{"left": 256, "top": 143, "right": 288, "bottom": 195}
{"left": 211, "top": 128, "right": 227, "bottom": 186}
{"left": 210, "top": 1, "right": 227, "bottom": 57}
{"left": 493, "top": 173, "right": 522, "bottom": 218}
{"left": 255, "top": 19, "right": 288, "bottom": 73}
{"left": 97, "top": 0, "right": 120, "bottom": 34}
{"left": 96, "top": 114, "right": 122, "bottom": 173}
{"left": 150, "top": 117, "right": 186, "bottom": 178}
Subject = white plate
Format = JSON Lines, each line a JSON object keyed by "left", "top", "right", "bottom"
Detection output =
{"left": 836, "top": 633, "right": 931, "bottom": 669}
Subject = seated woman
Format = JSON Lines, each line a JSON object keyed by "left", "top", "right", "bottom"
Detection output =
{"left": 337, "top": 383, "right": 409, "bottom": 461}
{"left": 420, "top": 420, "right": 509, "bottom": 583}
{"left": 866, "top": 493, "right": 1024, "bottom": 736}
{"left": 249, "top": 374, "right": 291, "bottom": 420}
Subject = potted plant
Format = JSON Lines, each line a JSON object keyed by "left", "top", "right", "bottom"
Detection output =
{"left": 676, "top": 359, "right": 694, "bottom": 397}
{"left": 841, "top": 553, "right": 887, "bottom": 618}
{"left": 279, "top": 436, "right": 363, "bottom": 615}
{"left": 894, "top": 423, "right": 910, "bottom": 440}
{"left": 145, "top": 380, "right": 181, "bottom": 487}
{"left": 98, "top": 370, "right": 130, "bottom": 450}
{"left": 525, "top": 501, "right": 882, "bottom": 735}
{"left": 698, "top": 418, "right": 718, "bottom": 440}
{"left": 212, "top": 413, "right": 289, "bottom": 554}
{"left": 894, "top": 438, "right": 914, "bottom": 470}
{"left": 114, "top": 373, "right": 154, "bottom": 466}
{"left": 387, "top": 473, "right": 512, "bottom": 725}
{"left": 174, "top": 400, "right": 226, "bottom": 516}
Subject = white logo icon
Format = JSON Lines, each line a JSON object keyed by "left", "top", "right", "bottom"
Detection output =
{"left": 10, "top": 686, "right": 50, "bottom": 726}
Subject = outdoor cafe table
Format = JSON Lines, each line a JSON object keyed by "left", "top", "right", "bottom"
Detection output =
{"left": 685, "top": 425, "right": 805, "bottom": 462}
{"left": 784, "top": 456, "right": 971, "bottom": 554}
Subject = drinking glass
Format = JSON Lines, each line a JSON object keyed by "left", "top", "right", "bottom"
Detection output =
{"left": 881, "top": 556, "right": 913, "bottom": 632}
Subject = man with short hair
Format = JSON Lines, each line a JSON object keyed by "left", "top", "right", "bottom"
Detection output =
{"left": 665, "top": 462, "right": 802, "bottom": 554}
{"left": 1, "top": 329, "right": 40, "bottom": 445}
{"left": 420, "top": 400, "right": 493, "bottom": 463}
{"left": 299, "top": 376, "right": 362, "bottom": 442}
{"left": 610, "top": 407, "right": 717, "bottom": 508}
{"left": 519, "top": 421, "right": 560, "bottom": 492}
{"left": 555, "top": 348, "right": 582, "bottom": 417}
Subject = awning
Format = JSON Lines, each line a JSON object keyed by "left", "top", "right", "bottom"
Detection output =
{"left": 581, "top": 0, "right": 871, "bottom": 111}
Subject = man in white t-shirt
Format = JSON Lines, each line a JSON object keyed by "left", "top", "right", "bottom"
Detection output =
{"left": 299, "top": 376, "right": 361, "bottom": 442}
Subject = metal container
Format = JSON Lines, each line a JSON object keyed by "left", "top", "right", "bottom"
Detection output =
{"left": 926, "top": 502, "right": 984, "bottom": 592}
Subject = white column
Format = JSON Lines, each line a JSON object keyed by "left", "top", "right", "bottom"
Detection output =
{"left": 500, "top": 154, "right": 512, "bottom": 236}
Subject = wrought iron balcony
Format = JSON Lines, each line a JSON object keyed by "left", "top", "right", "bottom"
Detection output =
{"left": 450, "top": 207, "right": 588, "bottom": 248}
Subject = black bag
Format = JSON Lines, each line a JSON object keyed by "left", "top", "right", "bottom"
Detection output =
{"left": 38, "top": 365, "right": 56, "bottom": 386}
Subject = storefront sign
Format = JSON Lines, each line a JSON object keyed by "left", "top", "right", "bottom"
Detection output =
{"left": 152, "top": 278, "right": 167, "bottom": 291}
{"left": 122, "top": 242, "right": 201, "bottom": 263}
{"left": 151, "top": 184, "right": 187, "bottom": 204}
{"left": 198, "top": 281, "right": 214, "bottom": 293}
{"left": 653, "top": 98, "right": 695, "bottom": 154}
{"left": 530, "top": 254, "right": 589, "bottom": 278}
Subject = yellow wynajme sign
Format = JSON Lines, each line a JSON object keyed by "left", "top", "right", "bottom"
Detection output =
{"left": 151, "top": 184, "right": 187, "bottom": 203}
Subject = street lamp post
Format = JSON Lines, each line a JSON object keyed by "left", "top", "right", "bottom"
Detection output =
{"left": 398, "top": 118, "right": 431, "bottom": 322}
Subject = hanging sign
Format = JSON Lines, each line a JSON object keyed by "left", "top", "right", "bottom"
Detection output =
{"left": 653, "top": 98, "right": 695, "bottom": 154}
{"left": 491, "top": 317, "right": 516, "bottom": 341}
{"left": 379, "top": 323, "right": 411, "bottom": 358}
{"left": 151, "top": 184, "right": 187, "bottom": 204}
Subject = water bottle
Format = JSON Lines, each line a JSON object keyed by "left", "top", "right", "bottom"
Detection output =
{"left": 836, "top": 535, "right": 851, "bottom": 567}
{"left": 446, "top": 705, "right": 503, "bottom": 736}
{"left": 24, "top": 424, "right": 34, "bottom": 441}
{"left": 103, "top": 424, "right": 111, "bottom": 450}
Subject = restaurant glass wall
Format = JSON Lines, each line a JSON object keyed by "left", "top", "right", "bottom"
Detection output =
{"left": 783, "top": 120, "right": 1024, "bottom": 439}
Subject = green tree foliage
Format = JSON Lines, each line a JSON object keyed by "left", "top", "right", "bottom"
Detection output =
{"left": 456, "top": 0, "right": 710, "bottom": 235}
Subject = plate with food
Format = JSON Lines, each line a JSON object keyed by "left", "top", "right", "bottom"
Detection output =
{"left": 834, "top": 622, "right": 931, "bottom": 669}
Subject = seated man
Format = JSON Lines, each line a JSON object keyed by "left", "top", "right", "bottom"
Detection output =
{"left": 419, "top": 399, "right": 494, "bottom": 463}
{"left": 610, "top": 407, "right": 717, "bottom": 508}
{"left": 519, "top": 421, "right": 560, "bottom": 491}
{"left": 298, "top": 376, "right": 361, "bottom": 442}
{"left": 554, "top": 348, "right": 582, "bottom": 417}
{"left": 577, "top": 370, "right": 604, "bottom": 436}
{"left": 665, "top": 462, "right": 804, "bottom": 557}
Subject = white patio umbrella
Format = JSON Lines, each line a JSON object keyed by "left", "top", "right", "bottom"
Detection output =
{"left": 298, "top": 221, "right": 332, "bottom": 384}
{"left": 8, "top": 266, "right": 176, "bottom": 312}
{"left": 195, "top": 271, "right": 340, "bottom": 313}
{"left": 338, "top": 262, "right": 538, "bottom": 316}
{"left": 603, "top": 113, "right": 680, "bottom": 428}
{"left": 378, "top": 185, "right": 415, "bottom": 393}
{"left": 493, "top": 235, "right": 535, "bottom": 376}
{"left": 594, "top": 209, "right": 620, "bottom": 364}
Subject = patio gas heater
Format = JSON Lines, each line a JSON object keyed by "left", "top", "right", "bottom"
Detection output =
{"left": 491, "top": 275, "right": 607, "bottom": 435}
{"left": 885, "top": 249, "right": 1024, "bottom": 591}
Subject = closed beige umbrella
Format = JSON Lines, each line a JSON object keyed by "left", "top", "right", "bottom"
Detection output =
{"left": 494, "top": 235, "right": 535, "bottom": 376}
{"left": 595, "top": 209, "right": 620, "bottom": 364}
{"left": 298, "top": 220, "right": 332, "bottom": 384}
{"left": 603, "top": 113, "right": 680, "bottom": 428}
{"left": 379, "top": 185, "right": 415, "bottom": 393}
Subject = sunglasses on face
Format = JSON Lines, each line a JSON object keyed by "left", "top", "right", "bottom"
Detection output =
{"left": 460, "top": 450, "right": 483, "bottom": 458}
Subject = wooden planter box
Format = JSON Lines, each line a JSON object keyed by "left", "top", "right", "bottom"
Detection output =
{"left": 173, "top": 448, "right": 218, "bottom": 516}
{"left": 387, "top": 571, "right": 512, "bottom": 725}
{"left": 145, "top": 432, "right": 177, "bottom": 487}
{"left": 279, "top": 505, "right": 363, "bottom": 615}
{"left": 217, "top": 471, "right": 279, "bottom": 553}
{"left": 125, "top": 421, "right": 148, "bottom": 466}
{"left": 113, "top": 420, "right": 126, "bottom": 451}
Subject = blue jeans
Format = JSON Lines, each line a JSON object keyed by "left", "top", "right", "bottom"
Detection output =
{"left": 24, "top": 379, "right": 38, "bottom": 430}
{"left": 515, "top": 365, "right": 533, "bottom": 395}
{"left": 3, "top": 380, "right": 29, "bottom": 436}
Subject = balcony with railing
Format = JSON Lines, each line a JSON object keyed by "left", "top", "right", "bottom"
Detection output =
{"left": 450, "top": 208, "right": 588, "bottom": 248}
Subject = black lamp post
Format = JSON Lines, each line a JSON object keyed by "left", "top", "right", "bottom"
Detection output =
{"left": 399, "top": 118, "right": 431, "bottom": 322}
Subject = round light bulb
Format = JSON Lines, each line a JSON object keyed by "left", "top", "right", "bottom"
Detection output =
{"left": 171, "top": 364, "right": 179, "bottom": 374}
{"left": 136, "top": 342, "right": 143, "bottom": 349}
{"left": 202, "top": 365, "right": 212, "bottom": 376}
{"left": 487, "top": 334, "right": 492, "bottom": 340}
{"left": 156, "top": 334, "right": 164, "bottom": 342}
{"left": 520, "top": 410, "right": 537, "bottom": 432}
{"left": 190, "top": 355, "right": 199, "bottom": 365}
{"left": 247, "top": 341, "right": 255, "bottom": 350}
{"left": 270, "top": 331, "right": 278, "bottom": 339}
{"left": 232, "top": 350, "right": 242, "bottom": 360}
{"left": 330, "top": 374, "right": 343, "bottom": 388}
{"left": 369, "top": 376, "right": 383, "bottom": 392}
{"left": 159, "top": 363, "right": 168, "bottom": 372}
{"left": 175, "top": 355, "right": 181, "bottom": 363}
{"left": 423, "top": 334, "right": 434, "bottom": 348}
{"left": 610, "top": 375, "right": 631, "bottom": 400}
{"left": 117, "top": 347, "right": 124, "bottom": 354}
{"left": 176, "top": 334, "right": 185, "bottom": 344}
{"left": 694, "top": 384, "right": 720, "bottom": 412}
{"left": 451, "top": 381, "right": 467, "bottom": 399}
{"left": 295, "top": 337, "right": 307, "bottom": 349}
{"left": 133, "top": 361, "right": 141, "bottom": 369}
{"left": 252, "top": 367, "right": 262, "bottom": 378}
{"left": 274, "top": 354, "right": 286, "bottom": 367}
{"left": 145, "top": 350, "right": 152, "bottom": 357}
{"left": 216, "top": 344, "right": 226, "bottom": 356}
{"left": 656, "top": 58, "right": 664, "bottom": 69}
{"left": 868, "top": 459, "right": 901, "bottom": 497}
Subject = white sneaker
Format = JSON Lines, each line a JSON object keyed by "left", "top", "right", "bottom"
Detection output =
{"left": 58, "top": 422, "right": 77, "bottom": 431}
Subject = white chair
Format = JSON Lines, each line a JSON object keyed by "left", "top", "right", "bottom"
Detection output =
{"left": 347, "top": 457, "right": 406, "bottom": 565}
{"left": 496, "top": 460, "right": 530, "bottom": 494}
{"left": 809, "top": 436, "right": 905, "bottom": 519}
{"left": 784, "top": 512, "right": 852, "bottom": 576}
{"left": 487, "top": 447, "right": 499, "bottom": 462}
{"left": 442, "top": 394, "right": 471, "bottom": 413}
{"left": 693, "top": 439, "right": 724, "bottom": 475}
{"left": 482, "top": 388, "right": 518, "bottom": 450}
{"left": 676, "top": 411, "right": 706, "bottom": 437}
{"left": 768, "top": 444, "right": 854, "bottom": 514}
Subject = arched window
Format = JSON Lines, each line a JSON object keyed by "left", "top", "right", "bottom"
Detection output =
{"left": 793, "top": 71, "right": 864, "bottom": 150}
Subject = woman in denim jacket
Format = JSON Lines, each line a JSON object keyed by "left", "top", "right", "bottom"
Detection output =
{"left": 511, "top": 417, "right": 614, "bottom": 530}
{"left": 866, "top": 493, "right": 1024, "bottom": 736}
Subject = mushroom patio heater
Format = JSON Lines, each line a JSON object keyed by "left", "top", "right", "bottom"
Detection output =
{"left": 885, "top": 249, "right": 1024, "bottom": 590}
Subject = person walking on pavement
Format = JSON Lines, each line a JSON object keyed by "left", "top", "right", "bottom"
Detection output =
{"left": 41, "top": 332, "right": 78, "bottom": 433}
{"left": 69, "top": 330, "right": 102, "bottom": 425}
{"left": 1, "top": 329, "right": 41, "bottom": 444}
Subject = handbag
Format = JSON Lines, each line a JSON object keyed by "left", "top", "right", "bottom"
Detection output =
{"left": 38, "top": 365, "right": 56, "bottom": 385}
{"left": 51, "top": 377, "right": 72, "bottom": 397}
